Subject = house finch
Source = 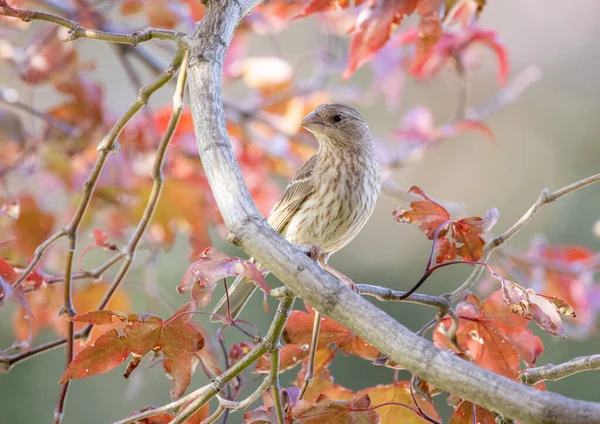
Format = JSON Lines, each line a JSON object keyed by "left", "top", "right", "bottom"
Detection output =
{"left": 211, "top": 103, "right": 382, "bottom": 321}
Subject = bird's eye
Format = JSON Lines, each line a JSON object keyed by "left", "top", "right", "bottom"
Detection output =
{"left": 332, "top": 114, "right": 343, "bottom": 123}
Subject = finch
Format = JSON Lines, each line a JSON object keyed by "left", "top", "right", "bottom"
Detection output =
{"left": 211, "top": 103, "right": 382, "bottom": 321}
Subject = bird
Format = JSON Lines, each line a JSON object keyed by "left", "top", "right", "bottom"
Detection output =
{"left": 211, "top": 103, "right": 382, "bottom": 322}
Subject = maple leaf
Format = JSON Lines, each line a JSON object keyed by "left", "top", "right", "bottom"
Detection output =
{"left": 343, "top": 0, "right": 419, "bottom": 78}
{"left": 393, "top": 186, "right": 498, "bottom": 263}
{"left": 356, "top": 381, "right": 440, "bottom": 423}
{"left": 434, "top": 292, "right": 544, "bottom": 380}
{"left": 60, "top": 304, "right": 204, "bottom": 399}
{"left": 495, "top": 274, "right": 576, "bottom": 337}
{"left": 283, "top": 308, "right": 380, "bottom": 360}
{"left": 178, "top": 247, "right": 270, "bottom": 307}
{"left": 449, "top": 401, "right": 496, "bottom": 424}
{"left": 292, "top": 393, "right": 380, "bottom": 423}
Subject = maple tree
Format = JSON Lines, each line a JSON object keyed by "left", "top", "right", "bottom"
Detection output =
{"left": 0, "top": 1, "right": 599, "bottom": 424}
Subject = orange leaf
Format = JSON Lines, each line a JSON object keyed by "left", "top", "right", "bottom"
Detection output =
{"left": 283, "top": 309, "right": 379, "bottom": 360}
{"left": 60, "top": 304, "right": 204, "bottom": 399}
{"left": 434, "top": 292, "right": 544, "bottom": 379}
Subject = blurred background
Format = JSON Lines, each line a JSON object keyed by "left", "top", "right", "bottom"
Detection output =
{"left": 1, "top": 0, "right": 600, "bottom": 423}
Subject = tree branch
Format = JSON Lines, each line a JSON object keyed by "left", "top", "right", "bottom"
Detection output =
{"left": 357, "top": 284, "right": 449, "bottom": 311}
{"left": 449, "top": 171, "right": 600, "bottom": 302}
{"left": 0, "top": 1, "right": 188, "bottom": 47}
{"left": 184, "top": 2, "right": 600, "bottom": 423}
{"left": 520, "top": 355, "right": 600, "bottom": 386}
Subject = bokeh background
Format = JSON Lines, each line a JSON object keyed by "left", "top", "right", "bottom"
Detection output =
{"left": 1, "top": 0, "right": 600, "bottom": 423}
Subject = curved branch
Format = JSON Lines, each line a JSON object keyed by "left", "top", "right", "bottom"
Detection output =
{"left": 0, "top": 1, "right": 187, "bottom": 47}
{"left": 520, "top": 355, "right": 600, "bottom": 386}
{"left": 185, "top": 2, "right": 600, "bottom": 424}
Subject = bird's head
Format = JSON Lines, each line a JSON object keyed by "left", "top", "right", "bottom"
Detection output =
{"left": 300, "top": 103, "right": 371, "bottom": 149}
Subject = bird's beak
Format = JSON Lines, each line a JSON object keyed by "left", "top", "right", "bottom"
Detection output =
{"left": 301, "top": 111, "right": 325, "bottom": 133}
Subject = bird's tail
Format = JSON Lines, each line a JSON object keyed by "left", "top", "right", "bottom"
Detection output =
{"left": 210, "top": 274, "right": 259, "bottom": 323}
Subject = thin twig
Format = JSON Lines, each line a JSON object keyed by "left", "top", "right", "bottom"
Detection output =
{"left": 298, "top": 310, "right": 321, "bottom": 400}
{"left": 11, "top": 230, "right": 67, "bottom": 289}
{"left": 449, "top": 172, "right": 600, "bottom": 302}
{"left": 520, "top": 355, "right": 600, "bottom": 386}
{"left": 201, "top": 405, "right": 225, "bottom": 424}
{"left": 54, "top": 234, "right": 77, "bottom": 424}
{"left": 0, "top": 1, "right": 188, "bottom": 47}
{"left": 269, "top": 348, "right": 285, "bottom": 424}
{"left": 357, "top": 284, "right": 450, "bottom": 311}
{"left": 0, "top": 329, "right": 87, "bottom": 372}
{"left": 218, "top": 378, "right": 270, "bottom": 411}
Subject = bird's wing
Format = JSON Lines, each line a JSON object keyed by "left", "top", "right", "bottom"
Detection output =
{"left": 267, "top": 154, "right": 317, "bottom": 233}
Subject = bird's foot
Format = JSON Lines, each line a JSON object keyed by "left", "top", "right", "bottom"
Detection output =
{"left": 300, "top": 244, "right": 325, "bottom": 263}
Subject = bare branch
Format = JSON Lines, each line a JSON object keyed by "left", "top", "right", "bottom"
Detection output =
{"left": 184, "top": 2, "right": 600, "bottom": 423}
{"left": 0, "top": 1, "right": 187, "bottom": 47}
{"left": 449, "top": 171, "right": 600, "bottom": 302}
{"left": 520, "top": 355, "right": 600, "bottom": 386}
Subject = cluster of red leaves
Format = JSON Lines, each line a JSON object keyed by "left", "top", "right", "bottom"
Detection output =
{"left": 249, "top": 307, "right": 441, "bottom": 423}
{"left": 59, "top": 303, "right": 204, "bottom": 400}
{"left": 434, "top": 291, "right": 544, "bottom": 381}
{"left": 394, "top": 186, "right": 499, "bottom": 263}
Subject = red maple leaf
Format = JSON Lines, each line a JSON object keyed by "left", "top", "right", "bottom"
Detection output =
{"left": 434, "top": 292, "right": 544, "bottom": 380}
{"left": 60, "top": 303, "right": 204, "bottom": 399}
{"left": 393, "top": 186, "right": 498, "bottom": 263}
{"left": 282, "top": 307, "right": 380, "bottom": 360}
{"left": 344, "top": 0, "right": 421, "bottom": 78}
{"left": 178, "top": 247, "right": 270, "bottom": 307}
